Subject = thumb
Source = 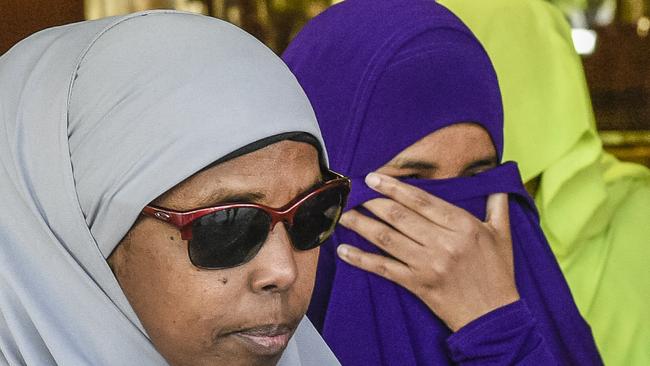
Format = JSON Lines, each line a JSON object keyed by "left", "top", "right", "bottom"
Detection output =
{"left": 486, "top": 193, "right": 510, "bottom": 236}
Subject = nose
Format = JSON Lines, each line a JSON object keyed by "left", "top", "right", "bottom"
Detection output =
{"left": 249, "top": 223, "right": 299, "bottom": 293}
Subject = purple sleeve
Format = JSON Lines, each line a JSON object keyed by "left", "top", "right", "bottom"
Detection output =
{"left": 446, "top": 300, "right": 558, "bottom": 365}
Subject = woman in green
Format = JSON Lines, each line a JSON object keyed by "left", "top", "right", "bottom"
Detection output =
{"left": 439, "top": 0, "right": 650, "bottom": 364}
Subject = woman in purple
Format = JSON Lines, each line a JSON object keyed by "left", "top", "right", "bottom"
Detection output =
{"left": 282, "top": 0, "right": 603, "bottom": 364}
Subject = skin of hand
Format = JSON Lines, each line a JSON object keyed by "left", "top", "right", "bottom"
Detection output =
{"left": 337, "top": 175, "right": 519, "bottom": 331}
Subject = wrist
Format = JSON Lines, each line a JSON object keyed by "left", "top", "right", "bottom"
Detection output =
{"left": 445, "top": 300, "right": 541, "bottom": 363}
{"left": 446, "top": 293, "right": 520, "bottom": 332}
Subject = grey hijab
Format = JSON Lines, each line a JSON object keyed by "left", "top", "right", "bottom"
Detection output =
{"left": 0, "top": 10, "right": 339, "bottom": 365}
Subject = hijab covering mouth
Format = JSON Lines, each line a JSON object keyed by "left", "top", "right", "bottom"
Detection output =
{"left": 0, "top": 10, "right": 339, "bottom": 366}
{"left": 283, "top": 0, "right": 602, "bottom": 364}
{"left": 440, "top": 0, "right": 650, "bottom": 364}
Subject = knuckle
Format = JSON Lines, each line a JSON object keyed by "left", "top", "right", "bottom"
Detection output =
{"left": 431, "top": 260, "right": 448, "bottom": 277}
{"left": 466, "top": 225, "right": 481, "bottom": 242}
{"left": 421, "top": 280, "right": 438, "bottom": 294}
{"left": 474, "top": 229, "right": 486, "bottom": 244}
{"left": 468, "top": 224, "right": 489, "bottom": 246}
{"left": 444, "top": 243, "right": 463, "bottom": 261}
{"left": 412, "top": 191, "right": 431, "bottom": 210}
{"left": 458, "top": 217, "right": 477, "bottom": 233}
{"left": 386, "top": 203, "right": 407, "bottom": 222}
{"left": 374, "top": 262, "right": 390, "bottom": 278}
{"left": 413, "top": 283, "right": 430, "bottom": 298}
{"left": 431, "top": 256, "right": 447, "bottom": 278}
{"left": 436, "top": 252, "right": 450, "bottom": 278}
{"left": 439, "top": 210, "right": 454, "bottom": 227}
{"left": 344, "top": 249, "right": 359, "bottom": 263}
{"left": 376, "top": 230, "right": 395, "bottom": 247}
{"left": 457, "top": 213, "right": 471, "bottom": 227}
{"left": 355, "top": 253, "right": 371, "bottom": 269}
{"left": 384, "top": 181, "right": 399, "bottom": 195}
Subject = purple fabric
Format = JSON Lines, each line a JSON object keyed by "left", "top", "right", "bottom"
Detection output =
{"left": 283, "top": 0, "right": 602, "bottom": 365}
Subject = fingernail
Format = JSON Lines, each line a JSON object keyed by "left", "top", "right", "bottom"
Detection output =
{"left": 339, "top": 212, "right": 351, "bottom": 225}
{"left": 337, "top": 244, "right": 350, "bottom": 257}
{"left": 365, "top": 173, "right": 381, "bottom": 188}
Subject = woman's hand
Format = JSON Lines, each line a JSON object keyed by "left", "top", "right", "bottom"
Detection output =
{"left": 337, "top": 173, "right": 519, "bottom": 332}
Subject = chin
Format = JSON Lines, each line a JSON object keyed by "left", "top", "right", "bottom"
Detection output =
{"left": 167, "top": 347, "right": 285, "bottom": 366}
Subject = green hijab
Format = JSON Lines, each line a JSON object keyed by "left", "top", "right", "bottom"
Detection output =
{"left": 439, "top": 0, "right": 650, "bottom": 364}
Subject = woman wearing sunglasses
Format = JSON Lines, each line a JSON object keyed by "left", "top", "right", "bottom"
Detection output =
{"left": 283, "top": 0, "right": 602, "bottom": 365}
{"left": 0, "top": 11, "right": 346, "bottom": 366}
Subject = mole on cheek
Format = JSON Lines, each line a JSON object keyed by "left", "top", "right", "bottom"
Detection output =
{"left": 219, "top": 277, "right": 228, "bottom": 285}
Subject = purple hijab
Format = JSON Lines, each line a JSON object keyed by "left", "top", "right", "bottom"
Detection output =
{"left": 283, "top": 0, "right": 602, "bottom": 365}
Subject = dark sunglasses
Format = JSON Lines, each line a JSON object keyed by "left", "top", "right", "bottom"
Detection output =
{"left": 141, "top": 171, "right": 350, "bottom": 269}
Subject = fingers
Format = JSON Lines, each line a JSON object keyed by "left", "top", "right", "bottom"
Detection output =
{"left": 365, "top": 173, "right": 472, "bottom": 230}
{"left": 337, "top": 244, "right": 412, "bottom": 285}
{"left": 485, "top": 193, "right": 514, "bottom": 278}
{"left": 362, "top": 198, "right": 450, "bottom": 244}
{"left": 339, "top": 210, "right": 421, "bottom": 265}
{"left": 485, "top": 193, "right": 510, "bottom": 236}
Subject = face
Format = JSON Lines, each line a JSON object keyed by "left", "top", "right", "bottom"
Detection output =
{"left": 108, "top": 141, "right": 322, "bottom": 366}
{"left": 375, "top": 123, "right": 497, "bottom": 179}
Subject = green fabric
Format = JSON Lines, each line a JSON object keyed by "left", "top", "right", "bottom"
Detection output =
{"left": 439, "top": 0, "right": 650, "bottom": 364}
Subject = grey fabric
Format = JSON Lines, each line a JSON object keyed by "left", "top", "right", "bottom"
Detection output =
{"left": 0, "top": 10, "right": 338, "bottom": 366}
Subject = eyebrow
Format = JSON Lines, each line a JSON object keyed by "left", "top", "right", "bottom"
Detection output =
{"left": 390, "top": 155, "right": 498, "bottom": 175}
{"left": 196, "top": 175, "right": 324, "bottom": 208}
{"left": 461, "top": 156, "right": 498, "bottom": 173}
{"left": 209, "top": 191, "right": 267, "bottom": 205}
{"left": 392, "top": 160, "right": 438, "bottom": 171}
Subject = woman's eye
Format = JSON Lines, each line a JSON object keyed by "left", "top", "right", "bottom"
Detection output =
{"left": 397, "top": 174, "right": 422, "bottom": 179}
{"left": 463, "top": 168, "right": 490, "bottom": 177}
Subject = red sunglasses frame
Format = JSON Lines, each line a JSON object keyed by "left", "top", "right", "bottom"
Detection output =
{"left": 141, "top": 170, "right": 350, "bottom": 241}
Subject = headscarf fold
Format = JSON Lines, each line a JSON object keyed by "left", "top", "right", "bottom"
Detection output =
{"left": 439, "top": 0, "right": 650, "bottom": 364}
{"left": 0, "top": 11, "right": 338, "bottom": 365}
{"left": 283, "top": 0, "right": 601, "bottom": 364}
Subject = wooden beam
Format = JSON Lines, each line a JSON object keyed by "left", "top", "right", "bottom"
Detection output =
{"left": 1, "top": 0, "right": 84, "bottom": 55}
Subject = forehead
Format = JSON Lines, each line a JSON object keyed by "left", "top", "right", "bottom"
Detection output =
{"left": 396, "top": 123, "right": 495, "bottom": 159}
{"left": 155, "top": 140, "right": 322, "bottom": 209}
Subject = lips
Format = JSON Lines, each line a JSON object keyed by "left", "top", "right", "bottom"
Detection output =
{"left": 231, "top": 324, "right": 294, "bottom": 356}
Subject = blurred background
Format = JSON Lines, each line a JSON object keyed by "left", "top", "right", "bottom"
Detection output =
{"left": 1, "top": 0, "right": 649, "bottom": 167}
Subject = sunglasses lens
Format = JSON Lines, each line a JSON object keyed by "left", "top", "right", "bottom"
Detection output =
{"left": 290, "top": 186, "right": 346, "bottom": 250}
{"left": 188, "top": 207, "right": 271, "bottom": 268}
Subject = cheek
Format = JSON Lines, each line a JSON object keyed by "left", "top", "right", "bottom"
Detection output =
{"left": 109, "top": 222, "right": 320, "bottom": 366}
{"left": 291, "top": 247, "right": 320, "bottom": 309}
{"left": 109, "top": 221, "right": 248, "bottom": 362}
